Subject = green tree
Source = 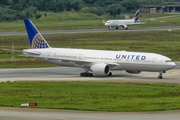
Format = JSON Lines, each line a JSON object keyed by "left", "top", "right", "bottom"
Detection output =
{"left": 25, "top": 10, "right": 30, "bottom": 18}
{"left": 106, "top": 4, "right": 124, "bottom": 18}
{"left": 66, "top": 2, "right": 72, "bottom": 11}
{"left": 73, "top": 1, "right": 82, "bottom": 12}
{"left": 0, "top": 10, "right": 3, "bottom": 21}
{"left": 0, "top": 0, "right": 9, "bottom": 5}
{"left": 81, "top": 7, "right": 105, "bottom": 16}
{"left": 120, "top": 0, "right": 142, "bottom": 11}
{"left": 12, "top": 0, "right": 19, "bottom": 4}
{"left": 95, "top": 0, "right": 116, "bottom": 7}
{"left": 83, "top": 0, "right": 98, "bottom": 4}
{"left": 12, "top": 4, "right": 22, "bottom": 10}
{"left": 56, "top": 1, "right": 64, "bottom": 12}
{"left": 19, "top": 0, "right": 29, "bottom": 9}
{"left": 35, "top": 13, "right": 41, "bottom": 21}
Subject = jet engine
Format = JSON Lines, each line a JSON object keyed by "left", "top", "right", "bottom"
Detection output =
{"left": 90, "top": 63, "right": 110, "bottom": 75}
{"left": 122, "top": 25, "right": 128, "bottom": 29}
{"left": 126, "top": 70, "right": 141, "bottom": 74}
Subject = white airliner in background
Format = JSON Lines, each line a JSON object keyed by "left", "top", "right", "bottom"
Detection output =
{"left": 5, "top": 19, "right": 176, "bottom": 79}
{"left": 103, "top": 10, "right": 147, "bottom": 30}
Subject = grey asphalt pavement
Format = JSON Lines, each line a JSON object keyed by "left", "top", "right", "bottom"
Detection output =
{"left": 0, "top": 26, "right": 180, "bottom": 35}
{"left": 1, "top": 107, "right": 180, "bottom": 120}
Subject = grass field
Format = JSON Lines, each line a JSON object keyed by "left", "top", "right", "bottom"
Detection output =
{"left": 1, "top": 30, "right": 180, "bottom": 68}
{"left": 0, "top": 12, "right": 179, "bottom": 32}
{"left": 0, "top": 81, "right": 180, "bottom": 111}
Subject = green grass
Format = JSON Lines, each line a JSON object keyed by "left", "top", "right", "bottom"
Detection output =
{"left": 0, "top": 12, "right": 179, "bottom": 32}
{"left": 1, "top": 81, "right": 180, "bottom": 111}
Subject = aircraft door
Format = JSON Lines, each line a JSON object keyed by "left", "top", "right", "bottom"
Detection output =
{"left": 152, "top": 58, "right": 157, "bottom": 64}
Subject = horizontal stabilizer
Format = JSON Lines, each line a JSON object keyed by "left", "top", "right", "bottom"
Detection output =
{"left": 3, "top": 49, "right": 23, "bottom": 52}
{"left": 23, "top": 51, "right": 41, "bottom": 55}
{"left": 4, "top": 49, "right": 41, "bottom": 55}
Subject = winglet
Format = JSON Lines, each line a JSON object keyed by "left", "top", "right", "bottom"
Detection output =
{"left": 24, "top": 19, "right": 50, "bottom": 49}
{"left": 134, "top": 10, "right": 139, "bottom": 23}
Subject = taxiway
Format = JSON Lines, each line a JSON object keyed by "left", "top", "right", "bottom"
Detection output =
{"left": 0, "top": 61, "right": 180, "bottom": 84}
{"left": 1, "top": 107, "right": 180, "bottom": 120}
{"left": 0, "top": 26, "right": 180, "bottom": 35}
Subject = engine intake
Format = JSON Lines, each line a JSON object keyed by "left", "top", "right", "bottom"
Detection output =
{"left": 90, "top": 63, "right": 110, "bottom": 75}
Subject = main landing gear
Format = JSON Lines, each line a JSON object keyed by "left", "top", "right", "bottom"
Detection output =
{"left": 158, "top": 71, "right": 166, "bottom": 79}
{"left": 80, "top": 72, "right": 113, "bottom": 77}
{"left": 80, "top": 72, "right": 93, "bottom": 77}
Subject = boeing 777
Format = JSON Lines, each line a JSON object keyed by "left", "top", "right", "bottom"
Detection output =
{"left": 103, "top": 10, "right": 146, "bottom": 30}
{"left": 5, "top": 19, "right": 176, "bottom": 79}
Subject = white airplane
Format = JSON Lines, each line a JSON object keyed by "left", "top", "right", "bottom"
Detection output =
{"left": 5, "top": 19, "right": 176, "bottom": 79}
{"left": 103, "top": 10, "right": 145, "bottom": 30}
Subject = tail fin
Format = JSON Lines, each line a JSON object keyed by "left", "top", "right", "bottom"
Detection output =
{"left": 24, "top": 19, "right": 50, "bottom": 49}
{"left": 133, "top": 10, "right": 139, "bottom": 23}
{"left": 103, "top": 18, "right": 105, "bottom": 23}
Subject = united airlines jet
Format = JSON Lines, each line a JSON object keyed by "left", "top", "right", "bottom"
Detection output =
{"left": 5, "top": 19, "right": 176, "bottom": 79}
{"left": 103, "top": 10, "right": 146, "bottom": 30}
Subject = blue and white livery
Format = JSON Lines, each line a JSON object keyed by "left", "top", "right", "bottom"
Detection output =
{"left": 24, "top": 19, "right": 50, "bottom": 49}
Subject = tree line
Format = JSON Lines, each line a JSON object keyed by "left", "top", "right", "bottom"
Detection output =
{"left": 0, "top": 0, "right": 179, "bottom": 21}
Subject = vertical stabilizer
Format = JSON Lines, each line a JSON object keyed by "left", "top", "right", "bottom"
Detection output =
{"left": 24, "top": 19, "right": 50, "bottom": 49}
{"left": 134, "top": 10, "right": 139, "bottom": 23}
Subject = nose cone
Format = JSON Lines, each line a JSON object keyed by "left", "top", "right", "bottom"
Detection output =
{"left": 171, "top": 62, "right": 176, "bottom": 68}
{"left": 167, "top": 61, "right": 176, "bottom": 70}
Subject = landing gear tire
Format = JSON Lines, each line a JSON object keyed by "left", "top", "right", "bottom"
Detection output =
{"left": 107, "top": 72, "right": 112, "bottom": 76}
{"left": 80, "top": 73, "right": 84, "bottom": 77}
{"left": 158, "top": 71, "right": 164, "bottom": 79}
{"left": 80, "top": 72, "right": 93, "bottom": 77}
{"left": 108, "top": 27, "right": 111, "bottom": 30}
{"left": 116, "top": 27, "right": 118, "bottom": 30}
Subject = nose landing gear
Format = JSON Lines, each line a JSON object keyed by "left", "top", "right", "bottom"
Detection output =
{"left": 158, "top": 71, "right": 166, "bottom": 79}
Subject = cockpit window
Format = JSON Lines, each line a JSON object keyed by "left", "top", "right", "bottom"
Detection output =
{"left": 165, "top": 60, "right": 172, "bottom": 62}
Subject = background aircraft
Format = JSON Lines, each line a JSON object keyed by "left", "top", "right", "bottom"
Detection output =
{"left": 5, "top": 19, "right": 175, "bottom": 79}
{"left": 103, "top": 10, "right": 147, "bottom": 30}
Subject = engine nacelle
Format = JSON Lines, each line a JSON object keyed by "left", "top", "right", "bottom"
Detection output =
{"left": 126, "top": 70, "right": 141, "bottom": 74}
{"left": 122, "top": 25, "right": 128, "bottom": 29}
{"left": 90, "top": 63, "right": 110, "bottom": 75}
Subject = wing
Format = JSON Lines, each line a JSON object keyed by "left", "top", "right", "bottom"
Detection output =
{"left": 24, "top": 53, "right": 119, "bottom": 67}
{"left": 4, "top": 49, "right": 120, "bottom": 68}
